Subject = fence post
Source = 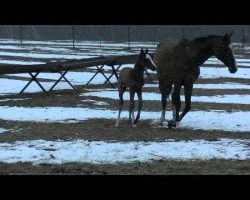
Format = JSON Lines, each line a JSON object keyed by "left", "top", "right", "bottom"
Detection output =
{"left": 72, "top": 25, "right": 75, "bottom": 49}
{"left": 127, "top": 25, "right": 131, "bottom": 50}
{"left": 20, "top": 25, "right": 23, "bottom": 45}
{"left": 241, "top": 30, "right": 246, "bottom": 55}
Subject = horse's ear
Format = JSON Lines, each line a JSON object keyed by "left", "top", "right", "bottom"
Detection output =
{"left": 223, "top": 32, "right": 231, "bottom": 44}
{"left": 140, "top": 48, "right": 144, "bottom": 54}
{"left": 145, "top": 48, "right": 148, "bottom": 54}
{"left": 224, "top": 32, "right": 228, "bottom": 38}
{"left": 228, "top": 31, "right": 233, "bottom": 38}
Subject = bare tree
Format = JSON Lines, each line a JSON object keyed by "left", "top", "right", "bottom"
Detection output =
{"left": 72, "top": 25, "right": 75, "bottom": 49}
{"left": 32, "top": 25, "right": 38, "bottom": 40}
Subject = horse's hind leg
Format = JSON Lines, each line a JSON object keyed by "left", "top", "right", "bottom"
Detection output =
{"left": 168, "top": 84, "right": 181, "bottom": 129}
{"left": 159, "top": 79, "right": 172, "bottom": 125}
{"left": 179, "top": 82, "right": 193, "bottom": 121}
{"left": 115, "top": 85, "right": 126, "bottom": 127}
{"left": 128, "top": 90, "right": 135, "bottom": 125}
{"left": 133, "top": 90, "right": 143, "bottom": 127}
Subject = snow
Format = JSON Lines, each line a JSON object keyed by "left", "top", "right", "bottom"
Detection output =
{"left": 0, "top": 98, "right": 33, "bottom": 102}
{"left": 208, "top": 57, "right": 250, "bottom": 63}
{"left": 0, "top": 59, "right": 45, "bottom": 65}
{"left": 0, "top": 51, "right": 94, "bottom": 60}
{"left": 0, "top": 106, "right": 249, "bottom": 132}
{"left": 0, "top": 39, "right": 250, "bottom": 165}
{"left": 0, "top": 128, "right": 8, "bottom": 134}
{"left": 0, "top": 138, "right": 249, "bottom": 164}
{"left": 81, "top": 99, "right": 109, "bottom": 106}
{"left": 145, "top": 82, "right": 250, "bottom": 89}
{"left": 200, "top": 67, "right": 250, "bottom": 79}
{"left": 0, "top": 78, "right": 74, "bottom": 94}
{"left": 0, "top": 72, "right": 117, "bottom": 94}
{"left": 82, "top": 90, "right": 250, "bottom": 105}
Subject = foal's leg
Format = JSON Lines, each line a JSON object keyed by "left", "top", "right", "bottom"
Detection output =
{"left": 179, "top": 82, "right": 193, "bottom": 121}
{"left": 133, "top": 90, "right": 143, "bottom": 127}
{"left": 115, "top": 85, "right": 126, "bottom": 127}
{"left": 168, "top": 84, "right": 181, "bottom": 129}
{"left": 128, "top": 89, "right": 135, "bottom": 124}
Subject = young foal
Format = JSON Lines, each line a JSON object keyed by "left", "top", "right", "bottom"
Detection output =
{"left": 115, "top": 48, "right": 156, "bottom": 127}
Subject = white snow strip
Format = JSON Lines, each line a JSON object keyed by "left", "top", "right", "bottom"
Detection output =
{"left": 0, "top": 128, "right": 8, "bottom": 134}
{"left": 207, "top": 57, "right": 250, "bottom": 63}
{"left": 0, "top": 59, "right": 45, "bottom": 65}
{"left": 144, "top": 83, "right": 250, "bottom": 90}
{"left": 199, "top": 67, "right": 250, "bottom": 79}
{"left": 81, "top": 99, "right": 109, "bottom": 106}
{"left": 82, "top": 90, "right": 250, "bottom": 105}
{"left": 0, "top": 72, "right": 117, "bottom": 94}
{"left": 0, "top": 138, "right": 249, "bottom": 164}
{"left": 0, "top": 51, "right": 94, "bottom": 60}
{"left": 6, "top": 67, "right": 250, "bottom": 90}
{"left": 0, "top": 98, "right": 33, "bottom": 102}
{"left": 6, "top": 71, "right": 117, "bottom": 84}
{"left": 0, "top": 78, "right": 75, "bottom": 94}
{"left": 0, "top": 106, "right": 249, "bottom": 132}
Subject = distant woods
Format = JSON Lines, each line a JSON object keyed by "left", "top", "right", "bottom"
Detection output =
{"left": 0, "top": 25, "right": 249, "bottom": 43}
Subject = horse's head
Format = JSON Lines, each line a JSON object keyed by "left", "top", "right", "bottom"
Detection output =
{"left": 139, "top": 48, "right": 157, "bottom": 71}
{"left": 213, "top": 31, "right": 238, "bottom": 73}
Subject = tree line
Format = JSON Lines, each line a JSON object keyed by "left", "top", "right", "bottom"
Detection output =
{"left": 0, "top": 25, "right": 249, "bottom": 42}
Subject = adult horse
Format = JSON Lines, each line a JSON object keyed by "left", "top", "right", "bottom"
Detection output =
{"left": 154, "top": 32, "right": 238, "bottom": 129}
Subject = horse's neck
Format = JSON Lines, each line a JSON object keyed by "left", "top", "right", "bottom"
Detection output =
{"left": 190, "top": 40, "right": 213, "bottom": 67}
{"left": 134, "top": 63, "right": 144, "bottom": 76}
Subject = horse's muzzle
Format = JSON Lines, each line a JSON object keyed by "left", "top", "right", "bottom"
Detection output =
{"left": 229, "top": 65, "right": 238, "bottom": 73}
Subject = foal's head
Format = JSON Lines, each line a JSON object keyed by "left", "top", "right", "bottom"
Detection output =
{"left": 137, "top": 48, "right": 157, "bottom": 71}
{"left": 210, "top": 32, "right": 238, "bottom": 73}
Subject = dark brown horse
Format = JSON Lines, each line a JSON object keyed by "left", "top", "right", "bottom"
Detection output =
{"left": 115, "top": 48, "right": 156, "bottom": 127}
{"left": 154, "top": 32, "right": 238, "bottom": 129}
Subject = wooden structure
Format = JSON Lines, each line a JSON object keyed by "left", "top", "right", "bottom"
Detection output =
{"left": 0, "top": 54, "right": 154, "bottom": 94}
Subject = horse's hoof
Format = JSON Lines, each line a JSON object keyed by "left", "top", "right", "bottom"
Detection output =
{"left": 115, "top": 123, "right": 119, "bottom": 128}
{"left": 159, "top": 120, "right": 165, "bottom": 126}
{"left": 167, "top": 120, "right": 176, "bottom": 129}
{"left": 127, "top": 120, "right": 132, "bottom": 124}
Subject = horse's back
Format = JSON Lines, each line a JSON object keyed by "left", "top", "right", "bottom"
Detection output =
{"left": 118, "top": 67, "right": 133, "bottom": 86}
{"left": 155, "top": 41, "right": 179, "bottom": 63}
{"left": 155, "top": 41, "right": 179, "bottom": 75}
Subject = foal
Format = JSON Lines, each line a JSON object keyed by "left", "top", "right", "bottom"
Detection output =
{"left": 115, "top": 48, "right": 157, "bottom": 127}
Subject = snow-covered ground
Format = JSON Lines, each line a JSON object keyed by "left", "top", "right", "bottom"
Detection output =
{"left": 0, "top": 59, "right": 45, "bottom": 65}
{"left": 0, "top": 39, "right": 249, "bottom": 165}
{"left": 82, "top": 90, "right": 250, "bottom": 105}
{"left": 0, "top": 73, "right": 118, "bottom": 94}
{"left": 0, "top": 138, "right": 249, "bottom": 164}
{"left": 0, "top": 106, "right": 248, "bottom": 132}
{"left": 8, "top": 66, "right": 250, "bottom": 80}
{"left": 200, "top": 67, "right": 250, "bottom": 79}
{"left": 145, "top": 83, "right": 250, "bottom": 89}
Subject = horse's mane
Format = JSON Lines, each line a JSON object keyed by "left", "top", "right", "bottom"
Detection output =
{"left": 192, "top": 35, "right": 223, "bottom": 43}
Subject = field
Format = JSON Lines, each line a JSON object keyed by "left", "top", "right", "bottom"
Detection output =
{"left": 0, "top": 39, "right": 249, "bottom": 175}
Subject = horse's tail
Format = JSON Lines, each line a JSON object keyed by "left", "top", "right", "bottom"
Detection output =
{"left": 156, "top": 42, "right": 164, "bottom": 49}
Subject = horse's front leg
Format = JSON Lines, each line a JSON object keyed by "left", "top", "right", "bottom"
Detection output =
{"left": 115, "top": 85, "right": 126, "bottom": 127}
{"left": 133, "top": 90, "right": 143, "bottom": 127}
{"left": 128, "top": 90, "right": 135, "bottom": 125}
{"left": 168, "top": 84, "right": 181, "bottom": 129}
